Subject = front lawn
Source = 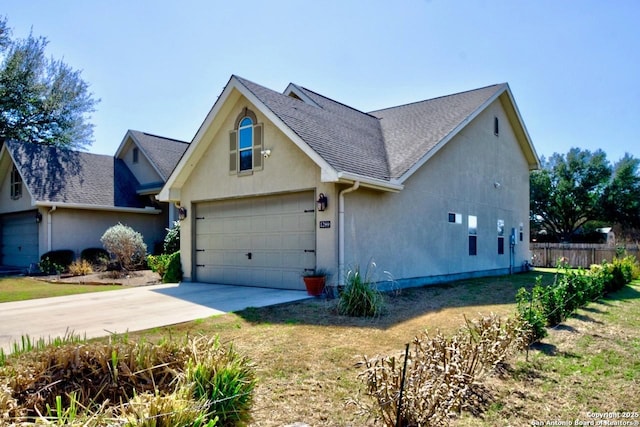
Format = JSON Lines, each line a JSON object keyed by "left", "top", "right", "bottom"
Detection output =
{"left": 0, "top": 276, "right": 122, "bottom": 303}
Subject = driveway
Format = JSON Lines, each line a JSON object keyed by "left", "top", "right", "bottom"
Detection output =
{"left": 0, "top": 282, "right": 310, "bottom": 353}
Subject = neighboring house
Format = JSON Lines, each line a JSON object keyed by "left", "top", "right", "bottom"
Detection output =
{"left": 158, "top": 75, "right": 540, "bottom": 291}
{"left": 0, "top": 131, "right": 188, "bottom": 268}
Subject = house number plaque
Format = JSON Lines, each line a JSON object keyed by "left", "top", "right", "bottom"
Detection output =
{"left": 319, "top": 221, "right": 331, "bottom": 229}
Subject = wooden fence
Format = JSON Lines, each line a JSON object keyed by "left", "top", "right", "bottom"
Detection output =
{"left": 530, "top": 243, "right": 640, "bottom": 268}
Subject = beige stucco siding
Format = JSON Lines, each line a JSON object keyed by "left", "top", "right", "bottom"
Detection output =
{"left": 343, "top": 99, "right": 531, "bottom": 282}
{"left": 176, "top": 95, "right": 338, "bottom": 281}
{"left": 45, "top": 208, "right": 168, "bottom": 259}
{"left": 0, "top": 160, "right": 34, "bottom": 214}
{"left": 119, "top": 141, "right": 163, "bottom": 184}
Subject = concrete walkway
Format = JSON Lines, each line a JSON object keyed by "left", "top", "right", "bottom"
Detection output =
{"left": 0, "top": 282, "right": 310, "bottom": 353}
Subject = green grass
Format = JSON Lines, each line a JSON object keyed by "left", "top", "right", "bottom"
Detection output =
{"left": 0, "top": 276, "right": 122, "bottom": 302}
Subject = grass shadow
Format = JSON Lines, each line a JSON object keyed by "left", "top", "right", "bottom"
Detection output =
{"left": 235, "top": 270, "right": 558, "bottom": 329}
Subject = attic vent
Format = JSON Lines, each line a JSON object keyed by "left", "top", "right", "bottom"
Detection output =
{"left": 288, "top": 92, "right": 302, "bottom": 101}
{"left": 133, "top": 147, "right": 139, "bottom": 163}
{"left": 494, "top": 117, "right": 499, "bottom": 136}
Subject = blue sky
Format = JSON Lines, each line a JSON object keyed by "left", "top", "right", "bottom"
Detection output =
{"left": 3, "top": 0, "right": 639, "bottom": 164}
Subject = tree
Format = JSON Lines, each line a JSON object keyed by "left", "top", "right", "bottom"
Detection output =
{"left": 0, "top": 16, "right": 98, "bottom": 149}
{"left": 603, "top": 154, "right": 640, "bottom": 237}
{"left": 530, "top": 148, "right": 611, "bottom": 241}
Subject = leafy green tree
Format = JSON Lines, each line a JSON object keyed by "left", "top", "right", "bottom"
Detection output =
{"left": 0, "top": 16, "right": 98, "bottom": 149}
{"left": 530, "top": 148, "right": 611, "bottom": 241}
{"left": 603, "top": 154, "right": 640, "bottom": 235}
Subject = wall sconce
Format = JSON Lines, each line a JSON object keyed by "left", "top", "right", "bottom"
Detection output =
{"left": 316, "top": 193, "right": 328, "bottom": 212}
{"left": 261, "top": 149, "right": 272, "bottom": 158}
{"left": 35, "top": 212, "right": 42, "bottom": 223}
{"left": 178, "top": 207, "right": 187, "bottom": 220}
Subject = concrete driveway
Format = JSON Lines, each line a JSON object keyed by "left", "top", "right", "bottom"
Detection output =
{"left": 0, "top": 282, "right": 310, "bottom": 353}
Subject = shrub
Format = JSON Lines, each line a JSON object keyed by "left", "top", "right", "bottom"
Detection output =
{"left": 338, "top": 265, "right": 384, "bottom": 317}
{"left": 515, "top": 281, "right": 547, "bottom": 344}
{"left": 80, "top": 247, "right": 110, "bottom": 271}
{"left": 355, "top": 314, "right": 523, "bottom": 426}
{"left": 39, "top": 250, "right": 74, "bottom": 273}
{"left": 163, "top": 221, "right": 180, "bottom": 254}
{"left": 147, "top": 252, "right": 183, "bottom": 283}
{"left": 100, "top": 223, "right": 147, "bottom": 271}
{"left": 147, "top": 253, "right": 171, "bottom": 278}
{"left": 164, "top": 251, "right": 183, "bottom": 283}
{"left": 68, "top": 259, "right": 93, "bottom": 276}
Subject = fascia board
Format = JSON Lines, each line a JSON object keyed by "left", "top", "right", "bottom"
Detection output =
{"left": 396, "top": 86, "right": 507, "bottom": 184}
{"left": 501, "top": 86, "right": 541, "bottom": 170}
{"left": 282, "top": 83, "right": 321, "bottom": 108}
{"left": 35, "top": 201, "right": 162, "bottom": 214}
{"left": 159, "top": 79, "right": 240, "bottom": 201}
{"left": 337, "top": 172, "right": 404, "bottom": 192}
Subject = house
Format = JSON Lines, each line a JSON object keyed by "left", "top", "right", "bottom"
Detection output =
{"left": 0, "top": 130, "right": 188, "bottom": 269}
{"left": 158, "top": 75, "right": 540, "bottom": 291}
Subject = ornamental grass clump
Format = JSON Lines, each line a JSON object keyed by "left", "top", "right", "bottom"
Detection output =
{"left": 0, "top": 335, "right": 254, "bottom": 426}
{"left": 354, "top": 314, "right": 524, "bottom": 426}
{"left": 338, "top": 264, "right": 384, "bottom": 317}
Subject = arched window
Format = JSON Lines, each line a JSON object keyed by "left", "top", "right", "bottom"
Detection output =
{"left": 229, "top": 108, "right": 263, "bottom": 175}
{"left": 238, "top": 116, "right": 253, "bottom": 172}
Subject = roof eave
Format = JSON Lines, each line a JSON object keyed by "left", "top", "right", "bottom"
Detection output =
{"left": 335, "top": 172, "right": 403, "bottom": 192}
{"left": 34, "top": 201, "right": 162, "bottom": 214}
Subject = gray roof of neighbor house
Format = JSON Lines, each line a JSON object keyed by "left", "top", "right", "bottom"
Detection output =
{"left": 127, "top": 130, "right": 189, "bottom": 180}
{"left": 234, "top": 76, "right": 516, "bottom": 181}
{"left": 4, "top": 139, "right": 145, "bottom": 207}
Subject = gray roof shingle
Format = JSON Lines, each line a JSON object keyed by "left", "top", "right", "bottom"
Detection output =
{"left": 128, "top": 130, "right": 189, "bottom": 180}
{"left": 369, "top": 84, "right": 506, "bottom": 178}
{"left": 5, "top": 139, "right": 145, "bottom": 208}
{"left": 234, "top": 76, "right": 506, "bottom": 182}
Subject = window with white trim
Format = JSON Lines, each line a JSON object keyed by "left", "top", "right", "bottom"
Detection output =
{"left": 10, "top": 165, "right": 22, "bottom": 200}
{"left": 468, "top": 215, "right": 477, "bottom": 256}
{"left": 497, "top": 219, "right": 505, "bottom": 255}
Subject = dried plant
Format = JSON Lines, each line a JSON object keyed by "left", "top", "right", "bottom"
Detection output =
{"left": 354, "top": 314, "right": 525, "bottom": 426}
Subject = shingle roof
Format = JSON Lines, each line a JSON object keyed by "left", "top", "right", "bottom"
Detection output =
{"left": 5, "top": 139, "right": 145, "bottom": 208}
{"left": 128, "top": 130, "right": 189, "bottom": 180}
{"left": 234, "top": 76, "right": 507, "bottom": 182}
{"left": 235, "top": 76, "right": 391, "bottom": 180}
{"left": 369, "top": 84, "right": 506, "bottom": 178}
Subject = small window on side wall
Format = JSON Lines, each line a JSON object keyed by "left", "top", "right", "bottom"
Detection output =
{"left": 448, "top": 212, "right": 462, "bottom": 224}
{"left": 468, "top": 215, "right": 477, "bottom": 256}
{"left": 497, "top": 219, "right": 505, "bottom": 255}
{"left": 494, "top": 117, "right": 499, "bottom": 136}
{"left": 10, "top": 165, "right": 22, "bottom": 200}
{"left": 133, "top": 147, "right": 139, "bottom": 163}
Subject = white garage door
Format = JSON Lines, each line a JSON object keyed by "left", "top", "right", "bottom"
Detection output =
{"left": 194, "top": 191, "right": 316, "bottom": 289}
{"left": 1, "top": 211, "right": 39, "bottom": 267}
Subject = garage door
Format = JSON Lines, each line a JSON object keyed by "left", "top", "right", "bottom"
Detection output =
{"left": 1, "top": 211, "right": 39, "bottom": 267}
{"left": 194, "top": 192, "right": 316, "bottom": 289}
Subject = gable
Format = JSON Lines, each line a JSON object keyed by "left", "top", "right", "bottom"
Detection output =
{"left": 160, "top": 76, "right": 538, "bottom": 200}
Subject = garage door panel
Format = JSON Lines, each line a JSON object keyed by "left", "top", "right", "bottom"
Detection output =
{"left": 195, "top": 192, "right": 316, "bottom": 289}
{"left": 1, "top": 211, "right": 39, "bottom": 267}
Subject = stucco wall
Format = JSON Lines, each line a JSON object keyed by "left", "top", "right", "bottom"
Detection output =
{"left": 0, "top": 160, "right": 34, "bottom": 214}
{"left": 45, "top": 208, "right": 168, "bottom": 259}
{"left": 344, "top": 98, "right": 531, "bottom": 284}
{"left": 177, "top": 93, "right": 338, "bottom": 281}
{"left": 119, "top": 141, "right": 163, "bottom": 185}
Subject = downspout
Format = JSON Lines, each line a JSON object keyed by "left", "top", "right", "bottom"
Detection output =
{"left": 47, "top": 206, "right": 57, "bottom": 252}
{"left": 338, "top": 181, "right": 360, "bottom": 285}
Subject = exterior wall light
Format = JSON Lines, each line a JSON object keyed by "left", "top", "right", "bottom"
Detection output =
{"left": 35, "top": 212, "right": 42, "bottom": 223}
{"left": 316, "top": 193, "right": 328, "bottom": 212}
{"left": 178, "top": 207, "right": 187, "bottom": 220}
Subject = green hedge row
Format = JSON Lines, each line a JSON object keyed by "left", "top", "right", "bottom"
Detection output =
{"left": 516, "top": 255, "right": 640, "bottom": 343}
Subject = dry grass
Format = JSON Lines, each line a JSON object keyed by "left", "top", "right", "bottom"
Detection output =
{"left": 127, "top": 271, "right": 556, "bottom": 426}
